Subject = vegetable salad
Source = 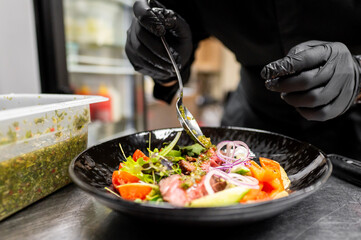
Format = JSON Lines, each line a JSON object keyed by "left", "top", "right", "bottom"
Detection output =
{"left": 108, "top": 132, "right": 290, "bottom": 207}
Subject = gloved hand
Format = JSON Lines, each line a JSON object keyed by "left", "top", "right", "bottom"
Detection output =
{"left": 125, "top": 0, "right": 193, "bottom": 84}
{"left": 261, "top": 41, "right": 361, "bottom": 121}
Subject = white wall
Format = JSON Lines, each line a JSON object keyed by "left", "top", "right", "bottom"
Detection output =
{"left": 0, "top": 0, "right": 41, "bottom": 94}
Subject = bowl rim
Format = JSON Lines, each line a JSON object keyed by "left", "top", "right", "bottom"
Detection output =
{"left": 69, "top": 126, "right": 332, "bottom": 212}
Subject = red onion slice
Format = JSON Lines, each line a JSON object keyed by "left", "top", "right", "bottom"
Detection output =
{"left": 203, "top": 169, "right": 259, "bottom": 195}
{"left": 215, "top": 140, "right": 252, "bottom": 171}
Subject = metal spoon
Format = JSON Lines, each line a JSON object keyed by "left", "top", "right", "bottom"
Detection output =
{"left": 160, "top": 36, "right": 208, "bottom": 148}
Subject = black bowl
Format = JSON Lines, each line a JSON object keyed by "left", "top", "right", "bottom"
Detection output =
{"left": 69, "top": 127, "right": 332, "bottom": 224}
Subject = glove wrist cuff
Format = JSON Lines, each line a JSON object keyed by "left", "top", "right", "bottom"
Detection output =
{"left": 152, "top": 64, "right": 192, "bottom": 104}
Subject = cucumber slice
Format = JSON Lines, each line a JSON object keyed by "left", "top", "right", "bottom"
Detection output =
{"left": 188, "top": 187, "right": 250, "bottom": 207}
{"left": 230, "top": 165, "right": 250, "bottom": 175}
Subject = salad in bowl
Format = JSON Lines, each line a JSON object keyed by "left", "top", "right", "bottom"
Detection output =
{"left": 108, "top": 131, "right": 291, "bottom": 207}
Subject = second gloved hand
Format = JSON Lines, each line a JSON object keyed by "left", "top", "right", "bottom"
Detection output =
{"left": 261, "top": 40, "right": 361, "bottom": 121}
{"left": 125, "top": 0, "right": 192, "bottom": 84}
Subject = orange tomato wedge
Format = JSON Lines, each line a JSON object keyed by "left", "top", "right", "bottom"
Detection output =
{"left": 259, "top": 157, "right": 281, "bottom": 182}
{"left": 118, "top": 162, "right": 124, "bottom": 169}
{"left": 240, "top": 186, "right": 270, "bottom": 203}
{"left": 249, "top": 161, "right": 266, "bottom": 181}
{"left": 116, "top": 183, "right": 153, "bottom": 200}
{"left": 246, "top": 158, "right": 287, "bottom": 202}
{"left": 112, "top": 170, "right": 140, "bottom": 187}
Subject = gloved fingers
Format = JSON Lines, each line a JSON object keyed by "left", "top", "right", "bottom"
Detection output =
{"left": 126, "top": 31, "right": 174, "bottom": 80}
{"left": 282, "top": 54, "right": 356, "bottom": 109}
{"left": 147, "top": 0, "right": 189, "bottom": 38}
{"left": 296, "top": 105, "right": 333, "bottom": 121}
{"left": 265, "top": 61, "right": 335, "bottom": 92}
{"left": 134, "top": 0, "right": 181, "bottom": 38}
{"left": 131, "top": 21, "right": 174, "bottom": 64}
{"left": 134, "top": 11, "right": 190, "bottom": 67}
{"left": 125, "top": 54, "right": 173, "bottom": 80}
{"left": 163, "top": 13, "right": 191, "bottom": 40}
{"left": 127, "top": 22, "right": 173, "bottom": 72}
{"left": 281, "top": 83, "right": 340, "bottom": 108}
{"left": 296, "top": 86, "right": 351, "bottom": 121}
{"left": 126, "top": 47, "right": 173, "bottom": 80}
{"left": 126, "top": 0, "right": 193, "bottom": 84}
{"left": 287, "top": 40, "right": 329, "bottom": 55}
{"left": 151, "top": 7, "right": 177, "bottom": 31}
{"left": 261, "top": 44, "right": 331, "bottom": 80}
{"left": 133, "top": 0, "right": 166, "bottom": 36}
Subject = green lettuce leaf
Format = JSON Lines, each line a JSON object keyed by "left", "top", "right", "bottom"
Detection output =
{"left": 121, "top": 156, "right": 153, "bottom": 183}
{"left": 180, "top": 143, "right": 205, "bottom": 157}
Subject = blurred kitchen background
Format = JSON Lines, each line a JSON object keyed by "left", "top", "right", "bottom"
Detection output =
{"left": 0, "top": 0, "right": 240, "bottom": 145}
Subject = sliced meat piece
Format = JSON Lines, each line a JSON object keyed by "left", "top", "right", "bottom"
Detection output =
{"left": 200, "top": 161, "right": 210, "bottom": 172}
{"left": 208, "top": 148, "right": 223, "bottom": 167}
{"left": 159, "top": 175, "right": 211, "bottom": 206}
{"left": 210, "top": 175, "right": 227, "bottom": 192}
{"left": 179, "top": 160, "right": 196, "bottom": 175}
{"left": 185, "top": 156, "right": 197, "bottom": 162}
{"left": 186, "top": 176, "right": 207, "bottom": 201}
{"left": 159, "top": 175, "right": 188, "bottom": 206}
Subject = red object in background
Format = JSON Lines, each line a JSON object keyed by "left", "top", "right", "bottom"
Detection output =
{"left": 75, "top": 85, "right": 98, "bottom": 120}
{"left": 75, "top": 84, "right": 112, "bottom": 122}
{"left": 91, "top": 84, "right": 112, "bottom": 122}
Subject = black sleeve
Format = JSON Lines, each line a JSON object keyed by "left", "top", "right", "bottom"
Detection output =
{"left": 153, "top": 0, "right": 210, "bottom": 103}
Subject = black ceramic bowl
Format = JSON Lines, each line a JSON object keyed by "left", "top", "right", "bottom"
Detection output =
{"left": 69, "top": 127, "right": 332, "bottom": 224}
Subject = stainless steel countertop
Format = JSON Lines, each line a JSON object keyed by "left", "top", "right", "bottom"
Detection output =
{"left": 0, "top": 176, "right": 360, "bottom": 240}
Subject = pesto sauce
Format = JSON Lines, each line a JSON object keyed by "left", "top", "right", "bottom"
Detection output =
{"left": 0, "top": 133, "right": 87, "bottom": 221}
{"left": 197, "top": 135, "right": 212, "bottom": 149}
{"left": 179, "top": 105, "right": 186, "bottom": 119}
{"left": 179, "top": 148, "right": 215, "bottom": 190}
{"left": 179, "top": 104, "right": 212, "bottom": 149}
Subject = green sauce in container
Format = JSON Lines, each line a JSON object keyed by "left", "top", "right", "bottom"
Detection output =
{"left": 0, "top": 93, "right": 107, "bottom": 221}
{"left": 0, "top": 132, "right": 88, "bottom": 221}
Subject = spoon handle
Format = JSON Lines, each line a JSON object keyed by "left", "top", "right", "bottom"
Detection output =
{"left": 160, "top": 36, "right": 183, "bottom": 96}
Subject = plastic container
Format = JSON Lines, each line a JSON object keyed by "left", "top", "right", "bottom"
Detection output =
{"left": 0, "top": 93, "right": 107, "bottom": 221}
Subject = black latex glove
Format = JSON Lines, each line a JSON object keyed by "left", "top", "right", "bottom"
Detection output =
{"left": 261, "top": 41, "right": 361, "bottom": 121}
{"left": 125, "top": 0, "right": 192, "bottom": 84}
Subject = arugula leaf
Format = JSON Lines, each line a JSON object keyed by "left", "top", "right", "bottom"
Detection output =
{"left": 166, "top": 150, "right": 182, "bottom": 157}
{"left": 180, "top": 143, "right": 205, "bottom": 157}
{"left": 159, "top": 131, "right": 182, "bottom": 156}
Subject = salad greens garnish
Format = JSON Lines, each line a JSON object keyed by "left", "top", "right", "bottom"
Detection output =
{"left": 179, "top": 143, "right": 205, "bottom": 157}
{"left": 117, "top": 132, "right": 185, "bottom": 185}
{"left": 104, "top": 187, "right": 122, "bottom": 199}
{"left": 158, "top": 132, "right": 182, "bottom": 157}
{"left": 118, "top": 143, "right": 127, "bottom": 159}
{"left": 121, "top": 156, "right": 153, "bottom": 183}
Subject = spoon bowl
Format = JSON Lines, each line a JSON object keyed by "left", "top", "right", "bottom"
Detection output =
{"left": 176, "top": 96, "right": 205, "bottom": 147}
{"left": 161, "top": 36, "right": 207, "bottom": 148}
